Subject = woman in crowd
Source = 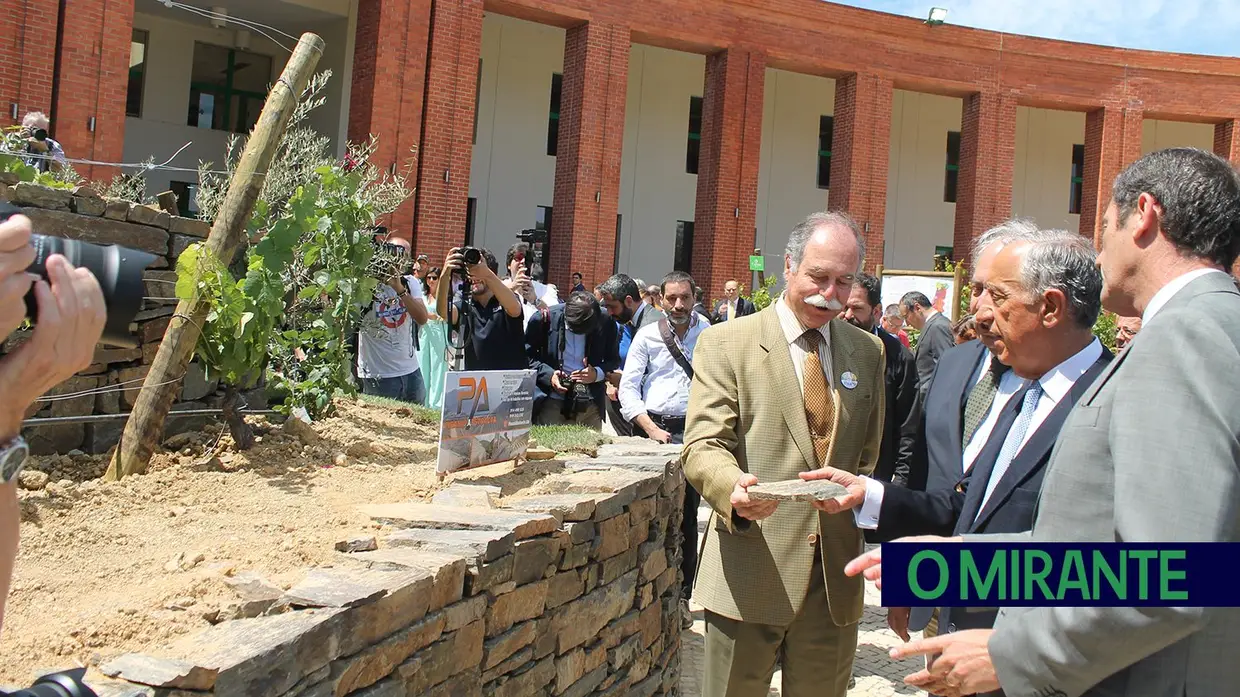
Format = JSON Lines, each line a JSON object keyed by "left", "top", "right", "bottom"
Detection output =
{"left": 419, "top": 267, "right": 450, "bottom": 409}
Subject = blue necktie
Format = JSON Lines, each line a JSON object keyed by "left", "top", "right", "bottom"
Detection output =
{"left": 977, "top": 381, "right": 1043, "bottom": 515}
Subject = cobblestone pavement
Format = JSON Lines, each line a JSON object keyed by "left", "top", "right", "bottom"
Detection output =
{"left": 679, "top": 502, "right": 929, "bottom": 697}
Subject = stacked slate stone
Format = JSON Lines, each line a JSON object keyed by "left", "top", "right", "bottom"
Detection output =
{"left": 88, "top": 440, "right": 688, "bottom": 697}
{"left": 0, "top": 178, "right": 249, "bottom": 455}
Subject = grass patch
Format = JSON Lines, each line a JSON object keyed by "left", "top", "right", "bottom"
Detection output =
{"left": 531, "top": 425, "right": 611, "bottom": 455}
{"left": 355, "top": 393, "right": 442, "bottom": 427}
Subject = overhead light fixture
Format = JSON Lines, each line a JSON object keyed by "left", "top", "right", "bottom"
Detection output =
{"left": 210, "top": 6, "right": 227, "bottom": 29}
{"left": 234, "top": 29, "right": 250, "bottom": 50}
{"left": 926, "top": 7, "right": 948, "bottom": 25}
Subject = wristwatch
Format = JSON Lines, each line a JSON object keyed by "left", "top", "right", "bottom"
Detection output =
{"left": 0, "top": 435, "right": 29, "bottom": 484}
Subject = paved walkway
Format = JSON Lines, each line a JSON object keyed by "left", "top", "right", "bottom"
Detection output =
{"left": 678, "top": 502, "right": 929, "bottom": 697}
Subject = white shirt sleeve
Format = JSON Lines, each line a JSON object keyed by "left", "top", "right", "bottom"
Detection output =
{"left": 851, "top": 476, "right": 885, "bottom": 530}
{"left": 404, "top": 275, "right": 424, "bottom": 299}
{"left": 618, "top": 333, "right": 651, "bottom": 423}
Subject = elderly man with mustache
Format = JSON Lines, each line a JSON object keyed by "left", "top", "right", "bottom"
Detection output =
{"left": 682, "top": 211, "right": 886, "bottom": 697}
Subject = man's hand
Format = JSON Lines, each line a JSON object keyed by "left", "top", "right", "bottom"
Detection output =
{"left": 798, "top": 466, "right": 866, "bottom": 514}
{"left": 605, "top": 382, "right": 619, "bottom": 402}
{"left": 891, "top": 630, "right": 999, "bottom": 696}
{"left": 550, "top": 371, "right": 570, "bottom": 395}
{"left": 569, "top": 365, "right": 599, "bottom": 384}
{"left": 0, "top": 255, "right": 106, "bottom": 437}
{"left": 644, "top": 424, "right": 672, "bottom": 444}
{"left": 443, "top": 248, "right": 465, "bottom": 274}
{"left": 386, "top": 274, "right": 405, "bottom": 291}
{"left": 0, "top": 214, "right": 38, "bottom": 340}
{"left": 730, "top": 473, "right": 778, "bottom": 521}
{"left": 845, "top": 535, "right": 963, "bottom": 589}
{"left": 887, "top": 607, "right": 911, "bottom": 642}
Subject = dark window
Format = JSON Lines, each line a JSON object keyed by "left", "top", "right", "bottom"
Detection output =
{"left": 127, "top": 29, "right": 148, "bottom": 118}
{"left": 1069, "top": 143, "right": 1085, "bottom": 215}
{"left": 686, "top": 96, "right": 703, "bottom": 174}
{"left": 546, "top": 73, "right": 562, "bottom": 156}
{"left": 675, "top": 221, "right": 694, "bottom": 272}
{"left": 187, "top": 43, "right": 273, "bottom": 134}
{"left": 465, "top": 197, "right": 477, "bottom": 247}
{"left": 817, "top": 115, "right": 834, "bottom": 189}
{"left": 944, "top": 131, "right": 961, "bottom": 203}
{"left": 472, "top": 60, "right": 482, "bottom": 145}
{"left": 168, "top": 181, "right": 198, "bottom": 218}
{"left": 532, "top": 206, "right": 552, "bottom": 282}
{"left": 613, "top": 214, "right": 622, "bottom": 274}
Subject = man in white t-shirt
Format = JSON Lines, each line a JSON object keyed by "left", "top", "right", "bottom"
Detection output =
{"left": 357, "top": 236, "right": 430, "bottom": 403}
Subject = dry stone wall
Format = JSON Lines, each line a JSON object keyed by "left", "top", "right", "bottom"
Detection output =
{"left": 0, "top": 177, "right": 238, "bottom": 455}
{"left": 85, "top": 441, "right": 687, "bottom": 697}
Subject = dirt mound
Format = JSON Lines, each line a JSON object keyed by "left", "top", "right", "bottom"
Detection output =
{"left": 2, "top": 398, "right": 443, "bottom": 685}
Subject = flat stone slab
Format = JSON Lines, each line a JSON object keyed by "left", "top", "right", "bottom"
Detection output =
{"left": 745, "top": 478, "right": 849, "bottom": 502}
{"left": 597, "top": 439, "right": 682, "bottom": 459}
{"left": 100, "top": 653, "right": 217, "bottom": 690}
{"left": 383, "top": 527, "right": 515, "bottom": 563}
{"left": 432, "top": 484, "right": 499, "bottom": 509}
{"left": 281, "top": 567, "right": 391, "bottom": 609}
{"left": 360, "top": 502, "right": 557, "bottom": 540}
{"left": 501, "top": 494, "right": 598, "bottom": 522}
{"left": 565, "top": 455, "right": 675, "bottom": 473}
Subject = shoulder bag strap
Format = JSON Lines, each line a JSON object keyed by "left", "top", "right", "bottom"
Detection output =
{"left": 658, "top": 318, "right": 694, "bottom": 380}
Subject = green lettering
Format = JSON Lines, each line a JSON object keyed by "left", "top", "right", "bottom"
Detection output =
{"left": 909, "top": 550, "right": 949, "bottom": 600}
{"left": 1023, "top": 550, "right": 1055, "bottom": 600}
{"left": 1130, "top": 550, "right": 1157, "bottom": 600}
{"left": 1057, "top": 550, "right": 1091, "bottom": 601}
{"left": 1092, "top": 550, "right": 1126, "bottom": 599}
{"left": 1159, "top": 550, "right": 1188, "bottom": 601}
{"left": 1009, "top": 545, "right": 1019, "bottom": 600}
{"left": 962, "top": 550, "right": 1005, "bottom": 601}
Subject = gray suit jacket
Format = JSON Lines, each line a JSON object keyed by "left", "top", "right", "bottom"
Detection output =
{"left": 969, "top": 271, "right": 1240, "bottom": 697}
{"left": 914, "top": 312, "right": 955, "bottom": 395}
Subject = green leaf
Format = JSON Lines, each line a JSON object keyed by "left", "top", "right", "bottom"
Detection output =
{"left": 237, "top": 311, "right": 255, "bottom": 338}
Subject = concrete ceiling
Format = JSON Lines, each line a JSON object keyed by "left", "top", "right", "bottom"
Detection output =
{"left": 134, "top": 0, "right": 350, "bottom": 31}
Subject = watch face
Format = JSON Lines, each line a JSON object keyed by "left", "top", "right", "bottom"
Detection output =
{"left": 0, "top": 440, "right": 29, "bottom": 482}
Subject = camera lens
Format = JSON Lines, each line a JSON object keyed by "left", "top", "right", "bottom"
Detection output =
{"left": 6, "top": 668, "right": 98, "bottom": 697}
{"left": 462, "top": 248, "right": 482, "bottom": 266}
{"left": 24, "top": 235, "right": 157, "bottom": 348}
{"left": 0, "top": 202, "right": 156, "bottom": 348}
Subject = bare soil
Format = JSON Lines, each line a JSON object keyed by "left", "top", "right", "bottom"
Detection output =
{"left": 2, "top": 398, "right": 446, "bottom": 685}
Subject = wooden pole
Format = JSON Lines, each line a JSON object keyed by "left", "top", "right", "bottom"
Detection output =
{"left": 105, "top": 33, "right": 325, "bottom": 481}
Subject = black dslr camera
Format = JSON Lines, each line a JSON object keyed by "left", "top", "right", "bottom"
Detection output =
{"left": 2, "top": 667, "right": 97, "bottom": 697}
{"left": 0, "top": 202, "right": 156, "bottom": 348}
{"left": 452, "top": 247, "right": 482, "bottom": 278}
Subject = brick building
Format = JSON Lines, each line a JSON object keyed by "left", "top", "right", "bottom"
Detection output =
{"left": 6, "top": 0, "right": 1240, "bottom": 296}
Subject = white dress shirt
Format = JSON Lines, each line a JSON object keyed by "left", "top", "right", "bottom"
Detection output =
{"left": 618, "top": 315, "right": 708, "bottom": 420}
{"left": 853, "top": 337, "right": 1104, "bottom": 530}
{"left": 774, "top": 294, "right": 834, "bottom": 392}
{"left": 1142, "top": 268, "right": 1227, "bottom": 324}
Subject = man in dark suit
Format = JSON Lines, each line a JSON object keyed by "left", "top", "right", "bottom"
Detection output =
{"left": 843, "top": 272, "right": 920, "bottom": 487}
{"left": 525, "top": 291, "right": 620, "bottom": 428}
{"left": 858, "top": 148, "right": 1240, "bottom": 697}
{"left": 712, "top": 279, "right": 755, "bottom": 323}
{"left": 809, "top": 227, "right": 1109, "bottom": 643}
{"left": 900, "top": 290, "right": 954, "bottom": 396}
{"left": 597, "top": 274, "right": 663, "bottom": 435}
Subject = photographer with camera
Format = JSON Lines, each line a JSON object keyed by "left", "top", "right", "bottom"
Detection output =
{"left": 18, "top": 113, "right": 66, "bottom": 174}
{"left": 525, "top": 291, "right": 619, "bottom": 428}
{"left": 506, "top": 241, "right": 558, "bottom": 324}
{"left": 0, "top": 212, "right": 106, "bottom": 632}
{"left": 357, "top": 234, "right": 429, "bottom": 404}
{"left": 434, "top": 246, "right": 528, "bottom": 371}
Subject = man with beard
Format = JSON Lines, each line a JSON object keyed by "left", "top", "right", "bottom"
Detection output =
{"left": 619, "top": 270, "right": 708, "bottom": 628}
{"left": 843, "top": 272, "right": 920, "bottom": 487}
{"left": 434, "top": 246, "right": 528, "bottom": 371}
{"left": 683, "top": 211, "right": 885, "bottom": 697}
{"left": 525, "top": 291, "right": 620, "bottom": 428}
{"left": 598, "top": 273, "right": 664, "bottom": 435}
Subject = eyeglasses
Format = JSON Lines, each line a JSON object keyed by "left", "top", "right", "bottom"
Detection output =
{"left": 428, "top": 275, "right": 440, "bottom": 281}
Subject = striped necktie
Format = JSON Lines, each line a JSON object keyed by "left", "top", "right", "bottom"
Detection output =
{"left": 801, "top": 329, "right": 835, "bottom": 466}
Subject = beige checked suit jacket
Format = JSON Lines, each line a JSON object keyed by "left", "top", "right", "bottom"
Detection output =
{"left": 682, "top": 306, "right": 885, "bottom": 628}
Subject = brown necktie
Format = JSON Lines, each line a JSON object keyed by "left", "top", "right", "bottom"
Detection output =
{"left": 962, "top": 359, "right": 1010, "bottom": 446}
{"left": 801, "top": 329, "right": 836, "bottom": 466}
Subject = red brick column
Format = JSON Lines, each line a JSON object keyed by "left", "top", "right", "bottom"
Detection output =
{"left": 412, "top": 0, "right": 483, "bottom": 264}
{"left": 692, "top": 47, "right": 764, "bottom": 296}
{"left": 50, "top": 0, "right": 133, "bottom": 182}
{"left": 349, "top": 0, "right": 432, "bottom": 244}
{"left": 1080, "top": 106, "right": 1143, "bottom": 246}
{"left": 0, "top": 0, "right": 59, "bottom": 129}
{"left": 952, "top": 90, "right": 1017, "bottom": 263}
{"left": 1213, "top": 120, "right": 1240, "bottom": 165}
{"left": 549, "top": 21, "right": 629, "bottom": 290}
{"left": 828, "top": 72, "right": 892, "bottom": 273}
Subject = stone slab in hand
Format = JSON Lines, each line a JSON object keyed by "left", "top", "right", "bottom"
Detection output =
{"left": 746, "top": 478, "right": 848, "bottom": 502}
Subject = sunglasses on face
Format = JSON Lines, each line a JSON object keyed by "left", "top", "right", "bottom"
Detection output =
{"left": 428, "top": 275, "right": 440, "bottom": 281}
